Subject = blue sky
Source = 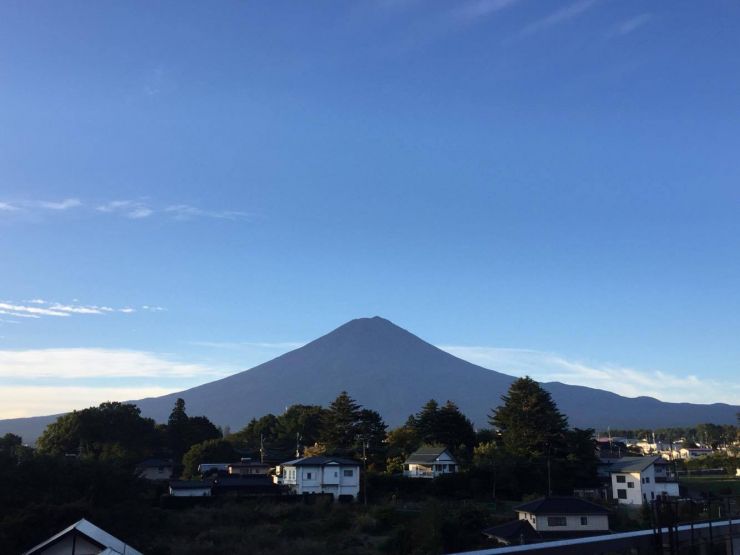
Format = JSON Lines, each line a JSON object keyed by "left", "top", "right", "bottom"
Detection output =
{"left": 1, "top": 0, "right": 739, "bottom": 418}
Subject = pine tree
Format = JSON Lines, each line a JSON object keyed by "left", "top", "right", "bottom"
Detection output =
{"left": 321, "top": 391, "right": 362, "bottom": 451}
{"left": 490, "top": 376, "right": 568, "bottom": 459}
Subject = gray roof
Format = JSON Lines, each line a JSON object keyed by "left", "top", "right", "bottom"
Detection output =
{"left": 280, "top": 456, "right": 360, "bottom": 467}
{"left": 404, "top": 445, "right": 456, "bottom": 464}
{"left": 607, "top": 456, "right": 664, "bottom": 474}
{"left": 514, "top": 497, "right": 610, "bottom": 515}
{"left": 170, "top": 480, "right": 213, "bottom": 489}
{"left": 22, "top": 518, "right": 142, "bottom": 555}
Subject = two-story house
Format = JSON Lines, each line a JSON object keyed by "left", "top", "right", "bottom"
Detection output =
{"left": 274, "top": 456, "right": 360, "bottom": 499}
{"left": 403, "top": 445, "right": 458, "bottom": 478}
{"left": 608, "top": 456, "right": 679, "bottom": 505}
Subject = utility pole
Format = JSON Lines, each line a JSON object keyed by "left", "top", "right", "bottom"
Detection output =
{"left": 260, "top": 433, "right": 265, "bottom": 464}
{"left": 295, "top": 432, "right": 302, "bottom": 458}
{"left": 362, "top": 439, "right": 368, "bottom": 506}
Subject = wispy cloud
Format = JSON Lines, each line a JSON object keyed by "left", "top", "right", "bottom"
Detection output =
{"left": 609, "top": 13, "right": 651, "bottom": 37}
{"left": 0, "top": 300, "right": 159, "bottom": 321}
{"left": 0, "top": 348, "right": 224, "bottom": 380}
{"left": 520, "top": 0, "right": 598, "bottom": 37}
{"left": 37, "top": 198, "right": 82, "bottom": 210}
{"left": 0, "top": 385, "right": 179, "bottom": 419}
{"left": 96, "top": 200, "right": 154, "bottom": 219}
{"left": 1, "top": 197, "right": 251, "bottom": 223}
{"left": 438, "top": 345, "right": 740, "bottom": 405}
{"left": 164, "top": 204, "right": 251, "bottom": 221}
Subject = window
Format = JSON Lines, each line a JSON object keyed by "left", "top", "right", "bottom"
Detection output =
{"left": 306, "top": 472, "right": 312, "bottom": 480}
{"left": 645, "top": 477, "right": 650, "bottom": 483}
{"left": 580, "top": 517, "right": 588, "bottom": 525}
{"left": 547, "top": 517, "right": 567, "bottom": 527}
{"left": 343, "top": 469, "right": 353, "bottom": 477}
{"left": 617, "top": 489, "right": 627, "bottom": 499}
{"left": 616, "top": 475, "right": 626, "bottom": 483}
{"left": 627, "top": 482, "right": 634, "bottom": 489}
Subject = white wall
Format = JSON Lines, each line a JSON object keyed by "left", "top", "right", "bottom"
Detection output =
{"left": 37, "top": 533, "right": 102, "bottom": 555}
{"left": 527, "top": 513, "right": 609, "bottom": 532}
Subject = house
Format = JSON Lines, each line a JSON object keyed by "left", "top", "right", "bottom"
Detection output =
{"left": 483, "top": 497, "right": 610, "bottom": 546}
{"left": 678, "top": 447, "right": 713, "bottom": 460}
{"left": 212, "top": 475, "right": 279, "bottom": 496}
{"left": 22, "top": 518, "right": 142, "bottom": 555}
{"left": 607, "top": 456, "right": 679, "bottom": 505}
{"left": 228, "top": 459, "right": 271, "bottom": 476}
{"left": 403, "top": 445, "right": 458, "bottom": 478}
{"left": 135, "top": 457, "right": 174, "bottom": 481}
{"left": 197, "top": 462, "right": 231, "bottom": 476}
{"left": 274, "top": 456, "right": 360, "bottom": 499}
{"left": 169, "top": 479, "right": 212, "bottom": 497}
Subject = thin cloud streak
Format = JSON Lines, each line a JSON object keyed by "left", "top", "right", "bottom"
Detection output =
{"left": 438, "top": 345, "right": 740, "bottom": 405}
{"left": 0, "top": 385, "right": 179, "bottom": 419}
{"left": 609, "top": 13, "right": 652, "bottom": 37}
{"left": 0, "top": 300, "right": 145, "bottom": 320}
{"left": 0, "top": 348, "right": 227, "bottom": 380}
{"left": 519, "top": 0, "right": 598, "bottom": 36}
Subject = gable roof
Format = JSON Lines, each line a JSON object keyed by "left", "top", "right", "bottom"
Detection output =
{"left": 514, "top": 497, "right": 610, "bottom": 515}
{"left": 170, "top": 479, "right": 213, "bottom": 490}
{"left": 607, "top": 456, "right": 664, "bottom": 473}
{"left": 482, "top": 519, "right": 539, "bottom": 545}
{"left": 404, "top": 445, "right": 456, "bottom": 464}
{"left": 22, "top": 518, "right": 142, "bottom": 555}
{"left": 280, "top": 456, "right": 360, "bottom": 467}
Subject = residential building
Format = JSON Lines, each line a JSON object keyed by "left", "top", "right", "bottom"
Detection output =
{"left": 228, "top": 459, "right": 271, "bottom": 476}
{"left": 22, "top": 518, "right": 142, "bottom": 555}
{"left": 274, "top": 456, "right": 360, "bottom": 499}
{"left": 678, "top": 447, "right": 713, "bottom": 460}
{"left": 134, "top": 457, "right": 174, "bottom": 481}
{"left": 608, "top": 456, "right": 679, "bottom": 505}
{"left": 169, "top": 479, "right": 212, "bottom": 497}
{"left": 403, "top": 445, "right": 458, "bottom": 478}
{"left": 483, "top": 497, "right": 610, "bottom": 546}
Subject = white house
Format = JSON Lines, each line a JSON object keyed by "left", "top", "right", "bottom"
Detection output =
{"left": 403, "top": 445, "right": 458, "bottom": 478}
{"left": 678, "top": 447, "right": 713, "bottom": 460}
{"left": 483, "top": 497, "right": 610, "bottom": 545}
{"left": 22, "top": 518, "right": 142, "bottom": 555}
{"left": 608, "top": 456, "right": 679, "bottom": 505}
{"left": 169, "top": 479, "right": 212, "bottom": 497}
{"left": 274, "top": 456, "right": 360, "bottom": 499}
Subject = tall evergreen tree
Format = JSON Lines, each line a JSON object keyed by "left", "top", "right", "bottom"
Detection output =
{"left": 415, "top": 399, "right": 440, "bottom": 444}
{"left": 490, "top": 376, "right": 568, "bottom": 459}
{"left": 321, "top": 391, "right": 361, "bottom": 450}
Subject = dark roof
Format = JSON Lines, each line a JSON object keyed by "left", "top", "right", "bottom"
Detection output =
{"left": 169, "top": 480, "right": 212, "bottom": 490}
{"left": 482, "top": 520, "right": 539, "bottom": 545}
{"left": 135, "top": 458, "right": 173, "bottom": 468}
{"left": 607, "top": 456, "right": 663, "bottom": 473}
{"left": 404, "top": 445, "right": 456, "bottom": 464}
{"left": 280, "top": 456, "right": 360, "bottom": 467}
{"left": 514, "top": 497, "right": 610, "bottom": 515}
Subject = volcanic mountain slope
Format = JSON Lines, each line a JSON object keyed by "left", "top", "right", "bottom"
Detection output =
{"left": 2, "top": 317, "right": 737, "bottom": 443}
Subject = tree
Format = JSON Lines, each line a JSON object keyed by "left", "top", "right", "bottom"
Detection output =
{"left": 355, "top": 408, "right": 388, "bottom": 468}
{"left": 490, "top": 376, "right": 568, "bottom": 459}
{"left": 434, "top": 401, "right": 476, "bottom": 459}
{"left": 36, "top": 402, "right": 160, "bottom": 462}
{"left": 181, "top": 439, "right": 239, "bottom": 478}
{"left": 321, "top": 391, "right": 362, "bottom": 451}
{"left": 415, "top": 400, "right": 440, "bottom": 444}
{"left": 165, "top": 398, "right": 221, "bottom": 464}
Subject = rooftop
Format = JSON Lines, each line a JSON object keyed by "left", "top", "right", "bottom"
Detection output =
{"left": 515, "top": 497, "right": 610, "bottom": 516}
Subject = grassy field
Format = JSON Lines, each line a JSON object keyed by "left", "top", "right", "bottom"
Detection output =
{"left": 681, "top": 475, "right": 740, "bottom": 497}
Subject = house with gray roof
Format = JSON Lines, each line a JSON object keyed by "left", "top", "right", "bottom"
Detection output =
{"left": 483, "top": 497, "right": 610, "bottom": 546}
{"left": 607, "top": 456, "right": 679, "bottom": 505}
{"left": 22, "top": 518, "right": 142, "bottom": 555}
{"left": 403, "top": 445, "right": 458, "bottom": 478}
{"left": 274, "top": 456, "right": 360, "bottom": 499}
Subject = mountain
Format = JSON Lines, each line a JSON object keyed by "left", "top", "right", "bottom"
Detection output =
{"left": 2, "top": 317, "right": 737, "bottom": 443}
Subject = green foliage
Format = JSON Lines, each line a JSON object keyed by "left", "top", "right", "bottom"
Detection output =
{"left": 181, "top": 439, "right": 239, "bottom": 478}
{"left": 322, "top": 391, "right": 362, "bottom": 449}
{"left": 489, "top": 376, "right": 568, "bottom": 459}
{"left": 166, "top": 399, "right": 222, "bottom": 465}
{"left": 36, "top": 402, "right": 160, "bottom": 463}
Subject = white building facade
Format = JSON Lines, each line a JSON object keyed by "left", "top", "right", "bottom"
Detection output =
{"left": 403, "top": 446, "right": 458, "bottom": 478}
{"left": 274, "top": 456, "right": 360, "bottom": 499}
{"left": 609, "top": 456, "right": 679, "bottom": 505}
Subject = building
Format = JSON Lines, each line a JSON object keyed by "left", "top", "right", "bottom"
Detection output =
{"left": 169, "top": 479, "right": 212, "bottom": 497}
{"left": 212, "top": 475, "right": 279, "bottom": 496}
{"left": 403, "top": 445, "right": 458, "bottom": 478}
{"left": 608, "top": 456, "right": 679, "bottom": 505}
{"left": 134, "top": 457, "right": 174, "bottom": 481}
{"left": 678, "top": 447, "right": 713, "bottom": 460}
{"left": 22, "top": 518, "right": 142, "bottom": 555}
{"left": 274, "top": 456, "right": 360, "bottom": 499}
{"left": 483, "top": 497, "right": 610, "bottom": 546}
{"left": 228, "top": 459, "right": 271, "bottom": 476}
